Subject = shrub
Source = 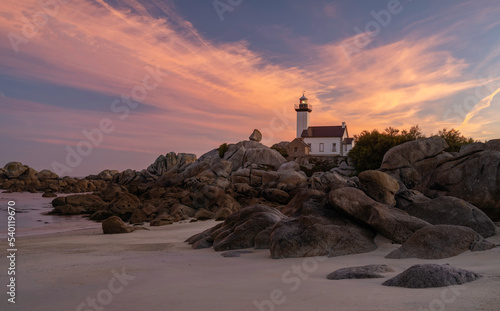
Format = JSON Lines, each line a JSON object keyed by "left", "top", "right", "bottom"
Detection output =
{"left": 218, "top": 143, "right": 229, "bottom": 158}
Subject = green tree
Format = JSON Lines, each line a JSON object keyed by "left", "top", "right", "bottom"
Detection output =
{"left": 437, "top": 128, "right": 476, "bottom": 152}
{"left": 349, "top": 125, "right": 425, "bottom": 173}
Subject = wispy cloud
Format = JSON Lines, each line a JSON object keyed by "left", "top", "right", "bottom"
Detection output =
{"left": 1, "top": 0, "right": 500, "bottom": 173}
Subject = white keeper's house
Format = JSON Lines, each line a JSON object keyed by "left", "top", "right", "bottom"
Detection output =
{"left": 289, "top": 93, "right": 354, "bottom": 157}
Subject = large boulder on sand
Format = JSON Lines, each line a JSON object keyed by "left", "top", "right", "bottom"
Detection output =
{"left": 186, "top": 205, "right": 285, "bottom": 251}
{"left": 329, "top": 187, "right": 430, "bottom": 243}
{"left": 102, "top": 216, "right": 138, "bottom": 234}
{"left": 417, "top": 150, "right": 500, "bottom": 221}
{"left": 358, "top": 170, "right": 400, "bottom": 206}
{"left": 386, "top": 225, "right": 495, "bottom": 259}
{"left": 270, "top": 196, "right": 377, "bottom": 259}
{"left": 400, "top": 196, "right": 496, "bottom": 238}
{"left": 326, "top": 264, "right": 394, "bottom": 280}
{"left": 270, "top": 214, "right": 377, "bottom": 259}
{"left": 382, "top": 264, "right": 481, "bottom": 288}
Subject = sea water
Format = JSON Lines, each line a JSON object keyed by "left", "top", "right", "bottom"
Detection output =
{"left": 0, "top": 191, "right": 100, "bottom": 238}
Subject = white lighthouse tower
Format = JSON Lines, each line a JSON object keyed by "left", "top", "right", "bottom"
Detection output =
{"left": 295, "top": 92, "right": 312, "bottom": 138}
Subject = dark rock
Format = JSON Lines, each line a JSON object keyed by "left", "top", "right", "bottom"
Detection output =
{"left": 97, "top": 169, "right": 119, "bottom": 181}
{"left": 310, "top": 172, "right": 357, "bottom": 193}
{"left": 326, "top": 264, "right": 394, "bottom": 280}
{"left": 99, "top": 183, "right": 128, "bottom": 202}
{"left": 3, "top": 162, "right": 28, "bottom": 178}
{"left": 278, "top": 161, "right": 300, "bottom": 172}
{"left": 42, "top": 192, "right": 57, "bottom": 198}
{"left": 90, "top": 210, "right": 115, "bottom": 221}
{"left": 386, "top": 225, "right": 496, "bottom": 259}
{"left": 108, "top": 193, "right": 141, "bottom": 220}
{"left": 417, "top": 150, "right": 500, "bottom": 221}
{"left": 394, "top": 187, "right": 431, "bottom": 209}
{"left": 358, "top": 170, "right": 400, "bottom": 206}
{"left": 102, "top": 216, "right": 132, "bottom": 234}
{"left": 329, "top": 187, "right": 430, "bottom": 243}
{"left": 382, "top": 264, "right": 481, "bottom": 288}
{"left": 221, "top": 250, "right": 253, "bottom": 257}
{"left": 270, "top": 214, "right": 377, "bottom": 259}
{"left": 249, "top": 129, "right": 263, "bottom": 142}
{"left": 262, "top": 188, "right": 290, "bottom": 204}
{"left": 37, "top": 169, "right": 59, "bottom": 181}
{"left": 194, "top": 208, "right": 214, "bottom": 220}
{"left": 214, "top": 207, "right": 233, "bottom": 221}
{"left": 401, "top": 196, "right": 496, "bottom": 238}
{"left": 51, "top": 204, "right": 85, "bottom": 215}
{"left": 186, "top": 205, "right": 285, "bottom": 251}
{"left": 270, "top": 195, "right": 377, "bottom": 258}
{"left": 281, "top": 189, "right": 324, "bottom": 216}
{"left": 380, "top": 137, "right": 450, "bottom": 188}
{"left": 129, "top": 209, "right": 147, "bottom": 224}
{"left": 254, "top": 227, "right": 273, "bottom": 249}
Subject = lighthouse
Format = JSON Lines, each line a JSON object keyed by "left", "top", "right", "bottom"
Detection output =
{"left": 295, "top": 92, "right": 312, "bottom": 138}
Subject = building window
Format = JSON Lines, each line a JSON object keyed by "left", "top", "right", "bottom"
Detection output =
{"left": 319, "top": 143, "right": 324, "bottom": 152}
{"left": 308, "top": 143, "right": 312, "bottom": 152}
{"left": 332, "top": 143, "right": 337, "bottom": 152}
{"left": 345, "top": 144, "right": 348, "bottom": 151}
{"left": 294, "top": 147, "right": 298, "bottom": 152}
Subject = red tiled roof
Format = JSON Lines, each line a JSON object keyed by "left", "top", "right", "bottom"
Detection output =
{"left": 301, "top": 126, "right": 346, "bottom": 138}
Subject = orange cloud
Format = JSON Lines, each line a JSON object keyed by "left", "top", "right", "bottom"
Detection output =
{"left": 1, "top": 0, "right": 500, "bottom": 174}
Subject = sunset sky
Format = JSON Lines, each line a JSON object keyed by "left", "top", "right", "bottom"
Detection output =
{"left": 1, "top": 0, "right": 500, "bottom": 176}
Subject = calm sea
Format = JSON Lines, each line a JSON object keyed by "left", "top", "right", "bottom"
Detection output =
{"left": 0, "top": 191, "right": 101, "bottom": 238}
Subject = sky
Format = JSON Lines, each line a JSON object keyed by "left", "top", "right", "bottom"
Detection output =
{"left": 1, "top": 0, "right": 500, "bottom": 176}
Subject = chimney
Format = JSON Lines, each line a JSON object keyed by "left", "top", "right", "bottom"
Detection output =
{"left": 342, "top": 122, "right": 346, "bottom": 128}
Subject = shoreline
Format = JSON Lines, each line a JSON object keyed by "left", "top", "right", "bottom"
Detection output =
{"left": 1, "top": 220, "right": 499, "bottom": 311}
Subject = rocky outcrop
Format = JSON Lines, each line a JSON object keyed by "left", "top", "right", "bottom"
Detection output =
{"left": 400, "top": 196, "right": 496, "bottom": 238}
{"left": 108, "top": 193, "right": 142, "bottom": 221}
{"left": 326, "top": 264, "right": 394, "bottom": 280}
{"left": 147, "top": 152, "right": 197, "bottom": 176}
{"left": 459, "top": 139, "right": 500, "bottom": 155}
{"left": 417, "top": 149, "right": 500, "bottom": 221}
{"left": 97, "top": 169, "right": 119, "bottom": 181}
{"left": 382, "top": 264, "right": 481, "bottom": 288}
{"left": 3, "top": 162, "right": 29, "bottom": 178}
{"left": 310, "top": 171, "right": 357, "bottom": 193}
{"left": 186, "top": 205, "right": 286, "bottom": 251}
{"left": 270, "top": 214, "right": 377, "bottom": 258}
{"left": 358, "top": 170, "right": 400, "bottom": 206}
{"left": 222, "top": 141, "right": 286, "bottom": 172}
{"left": 0, "top": 162, "right": 111, "bottom": 193}
{"left": 269, "top": 195, "right": 377, "bottom": 258}
{"left": 37, "top": 169, "right": 59, "bottom": 181}
{"left": 102, "top": 216, "right": 145, "bottom": 234}
{"left": 329, "top": 187, "right": 430, "bottom": 243}
{"left": 386, "top": 225, "right": 495, "bottom": 259}
{"left": 249, "top": 129, "right": 262, "bottom": 142}
{"left": 380, "top": 136, "right": 452, "bottom": 188}
{"left": 50, "top": 194, "right": 106, "bottom": 215}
